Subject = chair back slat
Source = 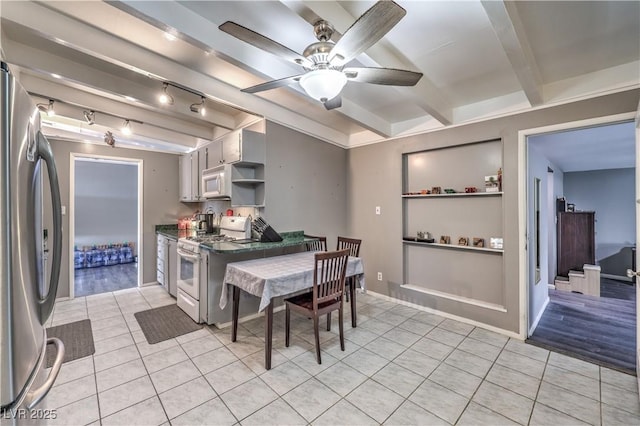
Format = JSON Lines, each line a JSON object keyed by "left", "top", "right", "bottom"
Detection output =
{"left": 304, "top": 234, "right": 327, "bottom": 252}
{"left": 313, "top": 249, "right": 349, "bottom": 309}
{"left": 337, "top": 236, "right": 361, "bottom": 257}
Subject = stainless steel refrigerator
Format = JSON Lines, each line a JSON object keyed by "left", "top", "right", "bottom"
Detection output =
{"left": 1, "top": 61, "right": 64, "bottom": 418}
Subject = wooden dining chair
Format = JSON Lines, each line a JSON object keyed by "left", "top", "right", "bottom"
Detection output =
{"left": 326, "top": 236, "right": 362, "bottom": 331}
{"left": 303, "top": 234, "right": 327, "bottom": 252}
{"left": 285, "top": 248, "right": 350, "bottom": 364}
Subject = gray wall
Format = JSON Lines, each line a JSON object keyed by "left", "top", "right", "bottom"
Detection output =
{"left": 46, "top": 139, "right": 198, "bottom": 298}
{"left": 263, "top": 121, "right": 348, "bottom": 246}
{"left": 74, "top": 160, "right": 137, "bottom": 248}
{"left": 347, "top": 89, "right": 639, "bottom": 334}
{"left": 564, "top": 167, "right": 636, "bottom": 276}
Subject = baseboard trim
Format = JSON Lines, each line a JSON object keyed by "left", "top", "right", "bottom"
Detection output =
{"left": 601, "top": 273, "right": 632, "bottom": 283}
{"left": 528, "top": 296, "right": 549, "bottom": 336}
{"left": 365, "top": 290, "right": 521, "bottom": 340}
{"left": 141, "top": 281, "right": 160, "bottom": 287}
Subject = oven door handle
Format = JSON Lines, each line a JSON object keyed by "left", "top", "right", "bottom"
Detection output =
{"left": 177, "top": 249, "right": 200, "bottom": 261}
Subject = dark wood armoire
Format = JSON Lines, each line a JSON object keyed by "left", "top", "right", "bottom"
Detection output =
{"left": 557, "top": 211, "right": 595, "bottom": 277}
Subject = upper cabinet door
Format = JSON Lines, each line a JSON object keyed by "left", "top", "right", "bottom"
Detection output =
{"left": 179, "top": 154, "right": 192, "bottom": 201}
{"left": 222, "top": 131, "right": 241, "bottom": 164}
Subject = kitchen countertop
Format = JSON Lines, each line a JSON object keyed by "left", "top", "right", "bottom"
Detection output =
{"left": 155, "top": 225, "right": 310, "bottom": 254}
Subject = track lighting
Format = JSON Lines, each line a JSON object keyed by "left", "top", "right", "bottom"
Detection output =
{"left": 121, "top": 120, "right": 132, "bottom": 135}
{"left": 190, "top": 96, "right": 206, "bottom": 116}
{"left": 104, "top": 131, "right": 116, "bottom": 147}
{"left": 159, "top": 82, "right": 174, "bottom": 105}
{"left": 37, "top": 99, "right": 56, "bottom": 117}
{"left": 83, "top": 110, "right": 95, "bottom": 125}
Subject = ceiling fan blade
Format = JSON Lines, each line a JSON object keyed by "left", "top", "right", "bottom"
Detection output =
{"left": 241, "top": 75, "right": 303, "bottom": 94}
{"left": 219, "top": 21, "right": 313, "bottom": 68}
{"left": 328, "top": 1, "right": 406, "bottom": 66}
{"left": 344, "top": 67, "right": 423, "bottom": 86}
{"left": 323, "top": 95, "right": 342, "bottom": 110}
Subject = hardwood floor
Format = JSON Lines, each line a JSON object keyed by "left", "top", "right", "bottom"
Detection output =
{"left": 74, "top": 263, "right": 138, "bottom": 297}
{"left": 527, "top": 278, "right": 637, "bottom": 375}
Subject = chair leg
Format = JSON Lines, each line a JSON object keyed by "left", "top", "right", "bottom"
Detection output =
{"left": 326, "top": 312, "right": 331, "bottom": 331}
{"left": 338, "top": 307, "right": 345, "bottom": 351}
{"left": 313, "top": 314, "right": 321, "bottom": 364}
{"left": 285, "top": 304, "right": 290, "bottom": 347}
{"left": 345, "top": 282, "right": 350, "bottom": 303}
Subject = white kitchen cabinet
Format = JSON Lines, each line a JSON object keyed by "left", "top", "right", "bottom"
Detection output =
{"left": 157, "top": 234, "right": 177, "bottom": 297}
{"left": 208, "top": 129, "right": 265, "bottom": 166}
{"left": 179, "top": 145, "right": 210, "bottom": 202}
{"left": 178, "top": 154, "right": 193, "bottom": 202}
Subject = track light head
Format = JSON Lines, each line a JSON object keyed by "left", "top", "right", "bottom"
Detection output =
{"left": 83, "top": 110, "right": 95, "bottom": 125}
{"left": 37, "top": 99, "right": 56, "bottom": 117}
{"left": 121, "top": 120, "right": 132, "bottom": 135}
{"left": 159, "top": 82, "right": 174, "bottom": 105}
{"left": 190, "top": 96, "right": 206, "bottom": 116}
{"left": 104, "top": 131, "right": 116, "bottom": 147}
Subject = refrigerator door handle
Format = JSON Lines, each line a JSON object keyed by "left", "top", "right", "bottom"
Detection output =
{"left": 24, "top": 337, "right": 65, "bottom": 410}
{"left": 36, "top": 131, "right": 62, "bottom": 322}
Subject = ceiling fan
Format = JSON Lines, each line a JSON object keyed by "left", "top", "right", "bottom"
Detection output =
{"left": 219, "top": 0, "right": 423, "bottom": 110}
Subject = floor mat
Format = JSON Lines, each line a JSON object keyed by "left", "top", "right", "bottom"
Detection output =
{"left": 46, "top": 319, "right": 95, "bottom": 368}
{"left": 134, "top": 304, "right": 202, "bottom": 344}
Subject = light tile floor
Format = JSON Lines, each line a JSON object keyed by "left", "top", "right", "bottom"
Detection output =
{"left": 36, "top": 285, "right": 640, "bottom": 425}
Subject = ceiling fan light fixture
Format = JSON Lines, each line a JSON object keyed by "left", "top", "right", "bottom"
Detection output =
{"left": 299, "top": 69, "right": 347, "bottom": 103}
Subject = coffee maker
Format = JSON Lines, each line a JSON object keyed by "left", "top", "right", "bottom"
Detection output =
{"left": 196, "top": 213, "right": 215, "bottom": 234}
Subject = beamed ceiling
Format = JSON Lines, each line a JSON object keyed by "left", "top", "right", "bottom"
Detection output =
{"left": 1, "top": 1, "right": 638, "bottom": 152}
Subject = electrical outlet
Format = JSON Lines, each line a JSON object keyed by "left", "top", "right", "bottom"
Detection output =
{"left": 375, "top": 206, "right": 381, "bottom": 215}
{"left": 377, "top": 272, "right": 382, "bottom": 281}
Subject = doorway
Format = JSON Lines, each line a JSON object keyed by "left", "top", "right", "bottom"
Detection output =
{"left": 521, "top": 115, "right": 637, "bottom": 374}
{"left": 69, "top": 154, "right": 143, "bottom": 298}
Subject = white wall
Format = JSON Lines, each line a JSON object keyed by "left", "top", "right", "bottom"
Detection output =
{"left": 74, "top": 160, "right": 137, "bottom": 248}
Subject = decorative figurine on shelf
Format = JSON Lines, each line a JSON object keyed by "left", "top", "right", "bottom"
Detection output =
{"left": 497, "top": 167, "right": 502, "bottom": 191}
{"left": 431, "top": 186, "right": 442, "bottom": 194}
{"left": 439, "top": 235, "right": 450, "bottom": 244}
{"left": 465, "top": 187, "right": 478, "bottom": 193}
{"left": 444, "top": 188, "right": 456, "bottom": 194}
{"left": 458, "top": 237, "right": 469, "bottom": 246}
{"left": 473, "top": 238, "right": 485, "bottom": 248}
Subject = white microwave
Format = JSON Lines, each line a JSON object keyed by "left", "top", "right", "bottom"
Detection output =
{"left": 201, "top": 164, "right": 231, "bottom": 199}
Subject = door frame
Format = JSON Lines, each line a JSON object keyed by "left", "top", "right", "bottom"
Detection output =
{"left": 635, "top": 99, "right": 640, "bottom": 385}
{"left": 69, "top": 153, "right": 144, "bottom": 299}
{"left": 518, "top": 111, "right": 636, "bottom": 339}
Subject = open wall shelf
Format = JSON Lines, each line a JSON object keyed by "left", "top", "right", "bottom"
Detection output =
{"left": 402, "top": 139, "right": 505, "bottom": 311}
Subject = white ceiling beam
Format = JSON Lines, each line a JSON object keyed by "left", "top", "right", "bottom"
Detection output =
{"left": 281, "top": 0, "right": 453, "bottom": 126}
{"left": 18, "top": 74, "right": 207, "bottom": 147}
{"left": 2, "top": 34, "right": 237, "bottom": 133}
{"left": 2, "top": 0, "right": 351, "bottom": 147}
{"left": 481, "top": 1, "right": 544, "bottom": 106}
{"left": 32, "top": 95, "right": 200, "bottom": 151}
{"left": 108, "top": 1, "right": 398, "bottom": 138}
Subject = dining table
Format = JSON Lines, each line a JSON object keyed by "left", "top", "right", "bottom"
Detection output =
{"left": 220, "top": 250, "right": 365, "bottom": 370}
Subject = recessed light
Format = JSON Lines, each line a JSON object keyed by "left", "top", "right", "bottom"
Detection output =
{"left": 51, "top": 73, "right": 62, "bottom": 79}
{"left": 164, "top": 31, "right": 177, "bottom": 42}
{"left": 124, "top": 96, "right": 137, "bottom": 102}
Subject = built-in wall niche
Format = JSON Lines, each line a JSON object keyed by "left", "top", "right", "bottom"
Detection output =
{"left": 401, "top": 139, "right": 506, "bottom": 311}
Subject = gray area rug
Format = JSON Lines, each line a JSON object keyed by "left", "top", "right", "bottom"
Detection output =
{"left": 46, "top": 319, "right": 95, "bottom": 368}
{"left": 134, "top": 304, "right": 202, "bottom": 344}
